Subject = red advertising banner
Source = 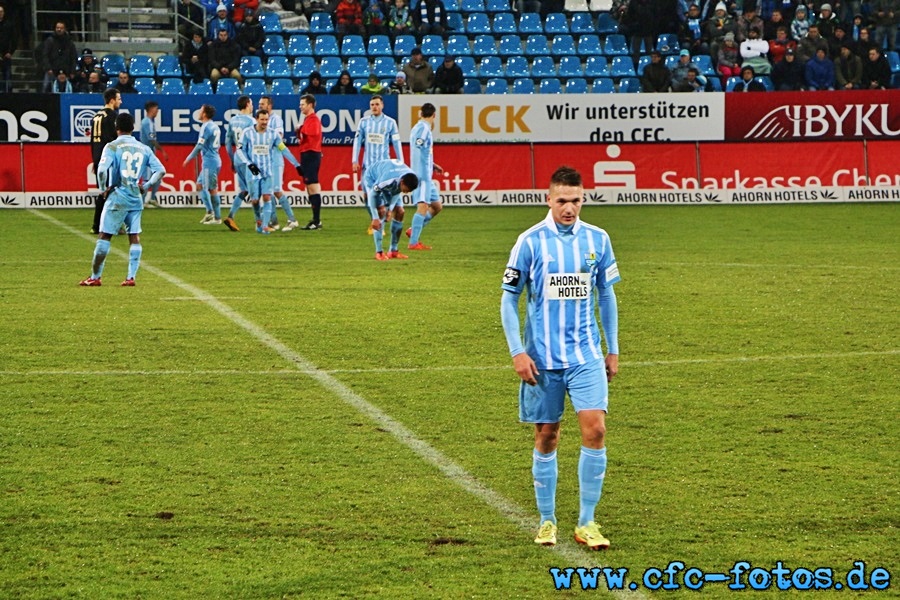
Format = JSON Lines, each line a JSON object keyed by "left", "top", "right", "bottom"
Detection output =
{"left": 865, "top": 140, "right": 900, "bottom": 186}
{"left": 725, "top": 90, "right": 900, "bottom": 142}
{"left": 0, "top": 144, "right": 22, "bottom": 192}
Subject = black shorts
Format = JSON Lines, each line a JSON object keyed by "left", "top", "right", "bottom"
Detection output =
{"left": 299, "top": 151, "right": 322, "bottom": 184}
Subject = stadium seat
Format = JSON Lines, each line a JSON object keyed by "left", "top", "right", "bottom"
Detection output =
{"left": 242, "top": 78, "right": 268, "bottom": 95}
{"left": 505, "top": 56, "right": 530, "bottom": 78}
{"left": 459, "top": 0, "right": 485, "bottom": 12}
{"left": 443, "top": 0, "right": 460, "bottom": 10}
{"left": 287, "top": 34, "right": 313, "bottom": 57}
{"left": 133, "top": 77, "right": 157, "bottom": 93}
{"left": 539, "top": 77, "right": 562, "bottom": 93}
{"left": 318, "top": 56, "right": 344, "bottom": 79}
{"left": 293, "top": 56, "right": 317, "bottom": 78}
{"left": 428, "top": 55, "right": 443, "bottom": 71}
{"left": 160, "top": 78, "right": 184, "bottom": 94}
{"left": 565, "top": 77, "right": 588, "bottom": 93}
{"left": 755, "top": 75, "right": 773, "bottom": 91}
{"left": 446, "top": 34, "right": 472, "bottom": 57}
{"left": 557, "top": 55, "right": 583, "bottom": 77}
{"left": 314, "top": 35, "right": 340, "bottom": 57}
{"left": 271, "top": 78, "right": 295, "bottom": 94}
{"left": 456, "top": 55, "right": 477, "bottom": 77}
{"left": 346, "top": 56, "right": 370, "bottom": 79}
{"left": 215, "top": 78, "right": 241, "bottom": 94}
{"left": 373, "top": 56, "right": 398, "bottom": 78}
{"left": 636, "top": 54, "right": 651, "bottom": 74}
{"left": 189, "top": 79, "right": 214, "bottom": 94}
{"left": 604, "top": 34, "right": 629, "bottom": 55}
{"left": 591, "top": 77, "right": 615, "bottom": 93}
{"left": 518, "top": 13, "right": 543, "bottom": 35}
{"left": 595, "top": 11, "right": 619, "bottom": 35}
{"left": 577, "top": 34, "right": 603, "bottom": 56}
{"left": 239, "top": 56, "right": 265, "bottom": 78}
{"left": 707, "top": 76, "right": 723, "bottom": 91}
{"left": 551, "top": 34, "right": 577, "bottom": 56}
{"left": 544, "top": 13, "right": 569, "bottom": 34}
{"left": 463, "top": 77, "right": 482, "bottom": 93}
{"left": 531, "top": 55, "right": 556, "bottom": 77}
{"left": 309, "top": 12, "right": 334, "bottom": 34}
{"left": 101, "top": 54, "right": 126, "bottom": 77}
{"left": 693, "top": 54, "right": 716, "bottom": 76}
{"left": 263, "top": 35, "right": 287, "bottom": 56}
{"left": 512, "top": 77, "right": 535, "bottom": 93}
{"left": 570, "top": 12, "right": 594, "bottom": 34}
{"left": 609, "top": 55, "right": 636, "bottom": 77}
{"left": 266, "top": 56, "right": 291, "bottom": 78}
{"left": 478, "top": 55, "right": 504, "bottom": 78}
{"left": 393, "top": 34, "right": 416, "bottom": 58}
{"left": 583, "top": 55, "right": 609, "bottom": 77}
{"left": 616, "top": 76, "right": 641, "bottom": 92}
{"left": 725, "top": 76, "right": 741, "bottom": 91}
{"left": 655, "top": 33, "right": 680, "bottom": 55}
{"left": 259, "top": 12, "right": 282, "bottom": 33}
{"left": 466, "top": 12, "right": 492, "bottom": 34}
{"left": 485, "top": 0, "right": 511, "bottom": 12}
{"left": 472, "top": 34, "right": 497, "bottom": 57}
{"left": 664, "top": 55, "right": 679, "bottom": 69}
{"left": 484, "top": 77, "right": 508, "bottom": 93}
{"left": 420, "top": 34, "right": 445, "bottom": 57}
{"left": 128, "top": 55, "right": 154, "bottom": 77}
{"left": 525, "top": 35, "right": 551, "bottom": 56}
{"left": 498, "top": 34, "right": 523, "bottom": 57}
{"left": 492, "top": 12, "right": 517, "bottom": 34}
{"left": 341, "top": 34, "right": 366, "bottom": 57}
{"left": 447, "top": 11, "right": 465, "bottom": 32}
{"left": 367, "top": 35, "right": 392, "bottom": 57}
{"left": 156, "top": 55, "right": 182, "bottom": 78}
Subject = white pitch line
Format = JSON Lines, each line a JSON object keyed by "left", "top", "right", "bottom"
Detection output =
{"left": 160, "top": 296, "right": 250, "bottom": 301}
{"left": 32, "top": 210, "right": 632, "bottom": 588}
{"left": 629, "top": 261, "right": 900, "bottom": 271}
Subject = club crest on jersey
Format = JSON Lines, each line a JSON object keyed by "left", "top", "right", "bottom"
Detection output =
{"left": 584, "top": 253, "right": 596, "bottom": 267}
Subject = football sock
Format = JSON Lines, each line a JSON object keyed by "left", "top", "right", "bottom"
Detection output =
{"left": 261, "top": 201, "right": 273, "bottom": 228}
{"left": 310, "top": 193, "right": 322, "bottom": 223}
{"left": 277, "top": 194, "right": 296, "bottom": 221}
{"left": 532, "top": 449, "right": 558, "bottom": 525}
{"left": 252, "top": 202, "right": 262, "bottom": 221}
{"left": 424, "top": 211, "right": 433, "bottom": 224}
{"left": 211, "top": 193, "right": 221, "bottom": 219}
{"left": 229, "top": 191, "right": 248, "bottom": 218}
{"left": 91, "top": 238, "right": 111, "bottom": 278}
{"left": 127, "top": 244, "right": 142, "bottom": 280}
{"left": 410, "top": 212, "right": 426, "bottom": 244}
{"left": 577, "top": 446, "right": 607, "bottom": 527}
{"left": 373, "top": 222, "right": 384, "bottom": 253}
{"left": 390, "top": 219, "right": 403, "bottom": 251}
{"left": 199, "top": 188, "right": 213, "bottom": 213}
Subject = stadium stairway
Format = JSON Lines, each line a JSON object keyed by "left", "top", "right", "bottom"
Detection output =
{"left": 106, "top": 0, "right": 177, "bottom": 47}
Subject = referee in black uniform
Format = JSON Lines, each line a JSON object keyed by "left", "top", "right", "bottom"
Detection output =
{"left": 90, "top": 88, "right": 122, "bottom": 234}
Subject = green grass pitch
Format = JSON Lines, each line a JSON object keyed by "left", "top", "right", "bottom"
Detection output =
{"left": 0, "top": 204, "right": 897, "bottom": 598}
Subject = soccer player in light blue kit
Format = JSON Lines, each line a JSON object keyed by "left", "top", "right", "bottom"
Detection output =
{"left": 138, "top": 100, "right": 169, "bottom": 208}
{"left": 235, "top": 109, "right": 302, "bottom": 234}
{"left": 500, "top": 165, "right": 620, "bottom": 550}
{"left": 259, "top": 96, "right": 299, "bottom": 232}
{"left": 407, "top": 102, "right": 443, "bottom": 251}
{"left": 182, "top": 104, "right": 222, "bottom": 225}
{"left": 363, "top": 158, "right": 419, "bottom": 260}
{"left": 79, "top": 113, "right": 166, "bottom": 287}
{"left": 223, "top": 95, "right": 257, "bottom": 232}
{"left": 351, "top": 95, "right": 403, "bottom": 180}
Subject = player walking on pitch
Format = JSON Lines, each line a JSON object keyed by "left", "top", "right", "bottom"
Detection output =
{"left": 407, "top": 102, "right": 443, "bottom": 250}
{"left": 500, "top": 165, "right": 620, "bottom": 550}
{"left": 139, "top": 100, "right": 169, "bottom": 208}
{"left": 223, "top": 95, "right": 257, "bottom": 231}
{"left": 183, "top": 104, "right": 223, "bottom": 225}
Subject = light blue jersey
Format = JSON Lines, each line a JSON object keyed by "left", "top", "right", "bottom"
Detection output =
{"left": 409, "top": 120, "right": 439, "bottom": 205}
{"left": 98, "top": 135, "right": 166, "bottom": 212}
{"left": 502, "top": 212, "right": 621, "bottom": 370}
{"left": 139, "top": 117, "right": 157, "bottom": 150}
{"left": 352, "top": 114, "right": 403, "bottom": 170}
{"left": 363, "top": 159, "right": 413, "bottom": 217}
{"left": 237, "top": 126, "right": 299, "bottom": 179}
{"left": 186, "top": 120, "right": 222, "bottom": 168}
{"left": 226, "top": 114, "right": 255, "bottom": 166}
{"left": 268, "top": 112, "right": 286, "bottom": 188}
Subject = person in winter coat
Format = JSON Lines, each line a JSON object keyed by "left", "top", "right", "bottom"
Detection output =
{"left": 301, "top": 70, "right": 328, "bottom": 94}
{"left": 805, "top": 47, "right": 836, "bottom": 89}
{"left": 641, "top": 50, "right": 671, "bottom": 91}
{"left": 834, "top": 43, "right": 863, "bottom": 88}
{"left": 330, "top": 70, "right": 359, "bottom": 94}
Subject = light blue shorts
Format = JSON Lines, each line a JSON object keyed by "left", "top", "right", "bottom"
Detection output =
{"left": 100, "top": 199, "right": 143, "bottom": 236}
{"left": 413, "top": 179, "right": 440, "bottom": 205}
{"left": 518, "top": 358, "right": 608, "bottom": 423}
{"left": 198, "top": 165, "right": 219, "bottom": 191}
{"left": 250, "top": 174, "right": 274, "bottom": 199}
{"left": 235, "top": 163, "right": 250, "bottom": 194}
{"left": 365, "top": 186, "right": 402, "bottom": 217}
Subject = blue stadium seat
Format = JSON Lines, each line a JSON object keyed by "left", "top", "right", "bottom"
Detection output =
{"left": 492, "top": 12, "right": 517, "bottom": 34}
{"left": 708, "top": 76, "right": 723, "bottom": 91}
{"left": 314, "top": 35, "right": 340, "bottom": 57}
{"left": 577, "top": 34, "right": 603, "bottom": 56}
{"left": 156, "top": 55, "right": 182, "bottom": 78}
{"left": 266, "top": 56, "right": 291, "bottom": 78}
{"left": 243, "top": 78, "right": 268, "bottom": 95}
{"left": 551, "top": 34, "right": 577, "bottom": 56}
{"left": 159, "top": 78, "right": 185, "bottom": 94}
{"left": 189, "top": 79, "right": 214, "bottom": 94}
{"left": 591, "top": 77, "right": 615, "bottom": 93}
{"left": 420, "top": 34, "right": 445, "bottom": 57}
{"left": 271, "top": 78, "right": 295, "bottom": 94}
{"left": 485, "top": 0, "right": 511, "bottom": 12}
{"left": 637, "top": 54, "right": 651, "bottom": 74}
{"left": 215, "top": 78, "right": 241, "bottom": 94}
{"left": 393, "top": 34, "right": 416, "bottom": 58}
{"left": 484, "top": 77, "right": 508, "bottom": 93}
{"left": 531, "top": 55, "right": 556, "bottom": 77}
{"left": 309, "top": 12, "right": 334, "bottom": 34}
{"left": 525, "top": 34, "right": 550, "bottom": 56}
{"left": 539, "top": 77, "right": 562, "bottom": 93}
{"left": 478, "top": 55, "right": 504, "bottom": 78}
{"left": 518, "top": 13, "right": 543, "bottom": 35}
{"left": 263, "top": 35, "right": 287, "bottom": 56}
{"left": 133, "top": 77, "right": 157, "bottom": 93}
{"left": 583, "top": 55, "right": 608, "bottom": 77}
{"left": 498, "top": 34, "right": 523, "bottom": 57}
{"left": 101, "top": 54, "right": 126, "bottom": 77}
{"left": 616, "top": 76, "right": 641, "bottom": 92}
{"left": 463, "top": 77, "right": 482, "bottom": 93}
{"left": 446, "top": 34, "right": 472, "bottom": 57}
{"left": 444, "top": 0, "right": 460, "bottom": 10}
{"left": 609, "top": 55, "right": 636, "bottom": 77}
{"left": 239, "top": 56, "right": 265, "bottom": 78}
{"left": 367, "top": 35, "right": 392, "bottom": 57}
{"left": 544, "top": 13, "right": 569, "bottom": 34}
{"left": 565, "top": 77, "right": 588, "bottom": 93}
{"left": 655, "top": 33, "right": 680, "bottom": 55}
{"left": 341, "top": 34, "right": 366, "bottom": 57}
{"left": 447, "top": 11, "right": 465, "bottom": 32}
{"left": 595, "top": 11, "right": 619, "bottom": 35}
{"left": 570, "top": 12, "right": 594, "bottom": 34}
{"left": 512, "top": 77, "right": 535, "bottom": 93}
{"left": 128, "top": 55, "right": 154, "bottom": 77}
{"left": 373, "top": 56, "right": 398, "bottom": 78}
{"left": 604, "top": 34, "right": 628, "bottom": 55}
{"left": 755, "top": 75, "right": 773, "bottom": 91}
{"left": 346, "top": 56, "right": 370, "bottom": 79}
{"left": 459, "top": 0, "right": 485, "bottom": 12}
{"left": 887, "top": 50, "right": 900, "bottom": 87}
{"left": 693, "top": 54, "right": 716, "bottom": 76}
{"left": 456, "top": 55, "right": 477, "bottom": 77}
{"left": 725, "top": 76, "right": 741, "bottom": 91}
{"left": 428, "top": 55, "right": 443, "bottom": 70}
{"left": 557, "top": 55, "right": 583, "bottom": 77}
{"left": 293, "top": 56, "right": 317, "bottom": 78}
{"left": 287, "top": 34, "right": 313, "bottom": 57}
{"left": 505, "top": 56, "right": 530, "bottom": 78}
{"left": 472, "top": 34, "right": 497, "bottom": 57}
{"left": 318, "top": 56, "right": 344, "bottom": 79}
{"left": 353, "top": 79, "right": 365, "bottom": 91}
{"left": 259, "top": 12, "right": 282, "bottom": 33}
{"left": 466, "top": 12, "right": 492, "bottom": 34}
{"left": 664, "top": 55, "right": 679, "bottom": 69}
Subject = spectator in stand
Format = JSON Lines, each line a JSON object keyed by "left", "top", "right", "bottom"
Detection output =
{"left": 0, "top": 6, "right": 15, "bottom": 93}
{"left": 732, "top": 64, "right": 767, "bottom": 88}
{"left": 207, "top": 4, "right": 236, "bottom": 42}
{"left": 330, "top": 69, "right": 358, "bottom": 93}
{"left": 871, "top": 0, "right": 898, "bottom": 51}
{"left": 402, "top": 46, "right": 434, "bottom": 92}
{"left": 735, "top": 3, "right": 764, "bottom": 41}
{"left": 177, "top": 0, "right": 204, "bottom": 51}
{"left": 816, "top": 3, "right": 841, "bottom": 38}
{"left": 622, "top": 0, "right": 659, "bottom": 66}
{"left": 671, "top": 48, "right": 707, "bottom": 89}
{"left": 717, "top": 32, "right": 742, "bottom": 82}
{"left": 361, "top": 73, "right": 388, "bottom": 93}
{"left": 79, "top": 71, "right": 106, "bottom": 93}
{"left": 861, "top": 45, "right": 893, "bottom": 87}
{"left": 768, "top": 26, "right": 797, "bottom": 62}
{"left": 703, "top": 2, "right": 737, "bottom": 59}
{"left": 301, "top": 70, "right": 328, "bottom": 94}
{"left": 740, "top": 27, "right": 773, "bottom": 73}
{"left": 413, "top": 0, "right": 449, "bottom": 38}
{"left": 790, "top": 5, "right": 810, "bottom": 40}
{"left": 389, "top": 70, "right": 411, "bottom": 93}
{"left": 772, "top": 46, "right": 805, "bottom": 88}
{"left": 641, "top": 49, "right": 672, "bottom": 91}
{"left": 182, "top": 29, "right": 210, "bottom": 83}
{"left": 208, "top": 28, "right": 243, "bottom": 84}
{"left": 854, "top": 27, "right": 878, "bottom": 59}
{"left": 805, "top": 46, "right": 836, "bottom": 88}
{"left": 232, "top": 0, "right": 260, "bottom": 26}
{"left": 797, "top": 24, "right": 829, "bottom": 62}
{"left": 680, "top": 4, "right": 709, "bottom": 55}
{"left": 236, "top": 9, "right": 265, "bottom": 58}
{"left": 673, "top": 66, "right": 707, "bottom": 90}
{"left": 828, "top": 24, "right": 851, "bottom": 57}
{"left": 113, "top": 70, "right": 137, "bottom": 93}
{"left": 763, "top": 8, "right": 786, "bottom": 39}
{"left": 39, "top": 20, "right": 77, "bottom": 93}
{"left": 51, "top": 69, "right": 73, "bottom": 93}
{"left": 757, "top": 0, "right": 778, "bottom": 19}
{"left": 364, "top": 0, "right": 390, "bottom": 37}
{"left": 73, "top": 48, "right": 103, "bottom": 91}
{"left": 850, "top": 13, "right": 866, "bottom": 41}
{"left": 835, "top": 42, "right": 863, "bottom": 87}
{"left": 335, "top": 0, "right": 366, "bottom": 38}
{"left": 388, "top": 0, "right": 414, "bottom": 38}
{"left": 432, "top": 55, "right": 463, "bottom": 93}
